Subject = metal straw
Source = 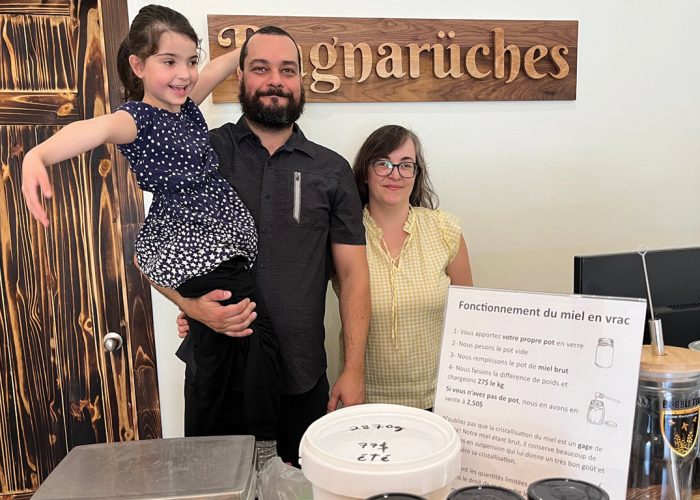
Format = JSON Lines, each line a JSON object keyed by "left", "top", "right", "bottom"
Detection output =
{"left": 637, "top": 244, "right": 665, "bottom": 355}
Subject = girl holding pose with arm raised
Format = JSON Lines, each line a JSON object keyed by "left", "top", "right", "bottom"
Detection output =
{"left": 22, "top": 4, "right": 279, "bottom": 468}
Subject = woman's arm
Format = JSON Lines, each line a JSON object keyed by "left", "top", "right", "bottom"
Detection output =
{"left": 22, "top": 111, "right": 137, "bottom": 226}
{"left": 189, "top": 48, "right": 241, "bottom": 105}
{"left": 446, "top": 234, "right": 474, "bottom": 286}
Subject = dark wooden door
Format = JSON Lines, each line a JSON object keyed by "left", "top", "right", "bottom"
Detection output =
{"left": 0, "top": 1, "right": 161, "bottom": 497}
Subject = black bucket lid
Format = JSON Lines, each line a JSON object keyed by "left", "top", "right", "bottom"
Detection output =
{"left": 366, "top": 494, "right": 426, "bottom": 500}
{"left": 448, "top": 485, "right": 525, "bottom": 500}
{"left": 527, "top": 478, "right": 609, "bottom": 500}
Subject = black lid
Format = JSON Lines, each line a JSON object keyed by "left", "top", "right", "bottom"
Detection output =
{"left": 366, "top": 494, "right": 426, "bottom": 500}
{"left": 448, "top": 485, "right": 525, "bottom": 500}
{"left": 527, "top": 478, "right": 609, "bottom": 500}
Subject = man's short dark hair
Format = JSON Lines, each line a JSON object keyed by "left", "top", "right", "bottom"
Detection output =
{"left": 239, "top": 26, "right": 302, "bottom": 70}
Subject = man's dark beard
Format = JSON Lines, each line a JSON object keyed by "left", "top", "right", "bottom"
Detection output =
{"left": 239, "top": 79, "right": 305, "bottom": 129}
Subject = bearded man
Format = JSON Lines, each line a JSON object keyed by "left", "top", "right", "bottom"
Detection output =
{"left": 159, "top": 26, "right": 369, "bottom": 466}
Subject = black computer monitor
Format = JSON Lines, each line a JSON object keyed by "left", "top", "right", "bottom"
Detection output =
{"left": 573, "top": 247, "right": 700, "bottom": 347}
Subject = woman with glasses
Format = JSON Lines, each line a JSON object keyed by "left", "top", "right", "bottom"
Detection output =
{"left": 350, "top": 124, "right": 473, "bottom": 410}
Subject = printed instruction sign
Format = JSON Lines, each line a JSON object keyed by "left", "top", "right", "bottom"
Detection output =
{"left": 434, "top": 287, "right": 647, "bottom": 499}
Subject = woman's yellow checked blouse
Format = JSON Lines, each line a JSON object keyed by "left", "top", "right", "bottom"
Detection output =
{"left": 363, "top": 206, "right": 462, "bottom": 409}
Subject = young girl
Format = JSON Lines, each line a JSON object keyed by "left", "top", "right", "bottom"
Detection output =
{"left": 21, "top": 4, "right": 279, "bottom": 465}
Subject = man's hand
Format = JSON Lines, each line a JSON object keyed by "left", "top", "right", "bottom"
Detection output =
{"left": 178, "top": 290, "right": 257, "bottom": 337}
{"left": 176, "top": 311, "right": 190, "bottom": 338}
{"left": 327, "top": 368, "right": 364, "bottom": 412}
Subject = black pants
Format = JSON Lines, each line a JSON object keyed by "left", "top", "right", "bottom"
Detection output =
{"left": 176, "top": 258, "right": 280, "bottom": 440}
{"left": 277, "top": 374, "right": 330, "bottom": 467}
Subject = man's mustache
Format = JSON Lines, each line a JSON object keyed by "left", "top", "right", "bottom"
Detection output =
{"left": 256, "top": 88, "right": 293, "bottom": 98}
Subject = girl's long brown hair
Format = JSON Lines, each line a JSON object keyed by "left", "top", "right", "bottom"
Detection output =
{"left": 116, "top": 4, "right": 199, "bottom": 101}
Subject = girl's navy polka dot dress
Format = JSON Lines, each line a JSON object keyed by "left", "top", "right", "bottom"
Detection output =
{"left": 117, "top": 98, "right": 257, "bottom": 288}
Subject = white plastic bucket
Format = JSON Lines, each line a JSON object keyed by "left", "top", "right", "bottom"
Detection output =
{"left": 299, "top": 404, "right": 461, "bottom": 500}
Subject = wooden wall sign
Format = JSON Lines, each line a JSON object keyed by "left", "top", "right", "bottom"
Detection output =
{"left": 208, "top": 15, "right": 578, "bottom": 103}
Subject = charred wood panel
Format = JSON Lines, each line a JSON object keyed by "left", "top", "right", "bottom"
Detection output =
{"left": 1, "top": 125, "right": 69, "bottom": 492}
{"left": 0, "top": 0, "right": 160, "bottom": 495}
{"left": 0, "top": 1, "right": 70, "bottom": 17}
{"left": 0, "top": 14, "right": 76, "bottom": 92}
{"left": 100, "top": 0, "right": 162, "bottom": 442}
{"left": 0, "top": 492, "right": 34, "bottom": 500}
{"left": 0, "top": 92, "right": 78, "bottom": 125}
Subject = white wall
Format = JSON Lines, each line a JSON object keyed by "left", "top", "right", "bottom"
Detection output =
{"left": 127, "top": 0, "right": 700, "bottom": 437}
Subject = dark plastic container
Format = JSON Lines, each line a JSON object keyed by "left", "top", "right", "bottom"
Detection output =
{"left": 527, "top": 478, "right": 609, "bottom": 500}
{"left": 448, "top": 485, "right": 525, "bottom": 500}
{"left": 366, "top": 495, "right": 426, "bottom": 500}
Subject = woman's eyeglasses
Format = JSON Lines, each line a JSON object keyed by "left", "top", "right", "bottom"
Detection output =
{"left": 371, "top": 160, "right": 417, "bottom": 178}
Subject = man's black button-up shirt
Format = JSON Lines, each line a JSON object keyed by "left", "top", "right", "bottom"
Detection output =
{"left": 209, "top": 117, "right": 365, "bottom": 394}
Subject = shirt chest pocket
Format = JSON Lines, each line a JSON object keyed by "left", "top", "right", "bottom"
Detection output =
{"left": 276, "top": 170, "right": 335, "bottom": 231}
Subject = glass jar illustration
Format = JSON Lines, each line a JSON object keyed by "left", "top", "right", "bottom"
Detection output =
{"left": 587, "top": 399, "right": 605, "bottom": 425}
{"left": 587, "top": 393, "right": 619, "bottom": 426}
{"left": 595, "top": 338, "right": 614, "bottom": 368}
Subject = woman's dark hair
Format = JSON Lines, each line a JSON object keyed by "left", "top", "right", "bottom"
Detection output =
{"left": 116, "top": 4, "right": 199, "bottom": 101}
{"left": 352, "top": 125, "right": 438, "bottom": 209}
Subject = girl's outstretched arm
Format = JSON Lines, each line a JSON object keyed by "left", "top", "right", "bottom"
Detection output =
{"left": 189, "top": 48, "right": 241, "bottom": 105}
{"left": 22, "top": 110, "right": 137, "bottom": 227}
